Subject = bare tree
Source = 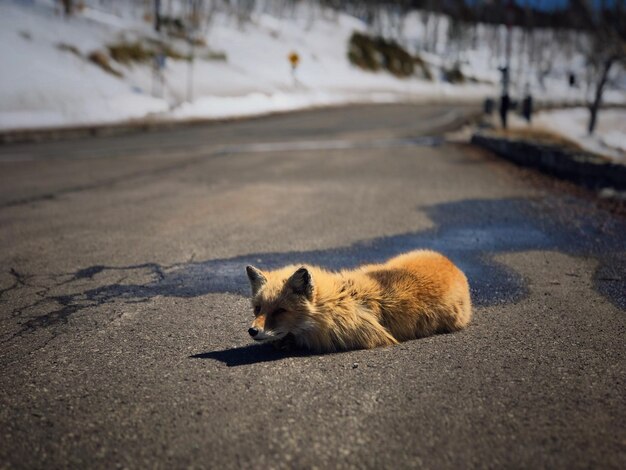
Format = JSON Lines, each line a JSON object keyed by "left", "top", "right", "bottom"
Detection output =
{"left": 571, "top": 0, "right": 625, "bottom": 134}
{"left": 227, "top": 0, "right": 256, "bottom": 29}
{"left": 61, "top": 0, "right": 74, "bottom": 16}
{"left": 154, "top": 0, "right": 161, "bottom": 31}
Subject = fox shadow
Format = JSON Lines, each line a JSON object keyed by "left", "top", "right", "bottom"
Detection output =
{"left": 189, "top": 343, "right": 317, "bottom": 367}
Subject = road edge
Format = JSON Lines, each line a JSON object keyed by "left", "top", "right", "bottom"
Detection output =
{"left": 471, "top": 132, "right": 626, "bottom": 192}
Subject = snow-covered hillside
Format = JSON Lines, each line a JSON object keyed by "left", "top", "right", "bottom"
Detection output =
{"left": 0, "top": 0, "right": 623, "bottom": 131}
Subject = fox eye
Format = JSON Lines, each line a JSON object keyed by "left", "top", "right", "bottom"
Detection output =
{"left": 253, "top": 305, "right": 261, "bottom": 315}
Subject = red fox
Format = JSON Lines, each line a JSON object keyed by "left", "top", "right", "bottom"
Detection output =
{"left": 245, "top": 250, "right": 471, "bottom": 352}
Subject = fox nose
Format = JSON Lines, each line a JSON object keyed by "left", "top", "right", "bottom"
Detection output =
{"left": 248, "top": 328, "right": 259, "bottom": 337}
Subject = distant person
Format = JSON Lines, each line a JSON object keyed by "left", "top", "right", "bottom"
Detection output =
{"left": 569, "top": 73, "right": 576, "bottom": 88}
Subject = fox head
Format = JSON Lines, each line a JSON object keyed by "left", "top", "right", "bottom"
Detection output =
{"left": 245, "top": 265, "right": 315, "bottom": 343}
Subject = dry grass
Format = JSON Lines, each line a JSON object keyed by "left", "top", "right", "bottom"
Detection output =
{"left": 57, "top": 43, "right": 81, "bottom": 58}
{"left": 144, "top": 38, "right": 189, "bottom": 61}
{"left": 495, "top": 127, "right": 584, "bottom": 151}
{"left": 204, "top": 50, "right": 227, "bottom": 61}
{"left": 348, "top": 32, "right": 415, "bottom": 78}
{"left": 107, "top": 39, "right": 190, "bottom": 65}
{"left": 414, "top": 54, "right": 433, "bottom": 81}
{"left": 160, "top": 16, "right": 186, "bottom": 35}
{"left": 88, "top": 50, "right": 123, "bottom": 78}
{"left": 442, "top": 63, "right": 465, "bottom": 84}
{"left": 107, "top": 41, "right": 153, "bottom": 65}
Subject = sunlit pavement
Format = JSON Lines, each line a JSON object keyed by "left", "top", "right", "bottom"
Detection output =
{"left": 1, "top": 104, "right": 624, "bottom": 468}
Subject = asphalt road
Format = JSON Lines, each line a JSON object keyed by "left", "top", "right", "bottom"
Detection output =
{"left": 0, "top": 104, "right": 624, "bottom": 469}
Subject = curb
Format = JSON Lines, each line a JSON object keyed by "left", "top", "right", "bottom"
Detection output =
{"left": 471, "top": 133, "right": 626, "bottom": 191}
{"left": 0, "top": 117, "right": 234, "bottom": 145}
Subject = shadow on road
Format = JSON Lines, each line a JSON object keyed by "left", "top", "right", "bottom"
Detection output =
{"left": 190, "top": 343, "right": 314, "bottom": 367}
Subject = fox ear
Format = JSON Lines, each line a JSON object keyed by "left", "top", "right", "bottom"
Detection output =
{"left": 246, "top": 265, "right": 267, "bottom": 295}
{"left": 287, "top": 267, "right": 314, "bottom": 300}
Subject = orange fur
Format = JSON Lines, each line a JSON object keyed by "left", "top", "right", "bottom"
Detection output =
{"left": 245, "top": 250, "right": 472, "bottom": 353}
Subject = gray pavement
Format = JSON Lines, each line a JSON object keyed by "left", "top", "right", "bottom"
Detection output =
{"left": 0, "top": 104, "right": 624, "bottom": 469}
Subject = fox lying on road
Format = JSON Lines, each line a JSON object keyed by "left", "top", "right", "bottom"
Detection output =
{"left": 245, "top": 250, "right": 471, "bottom": 353}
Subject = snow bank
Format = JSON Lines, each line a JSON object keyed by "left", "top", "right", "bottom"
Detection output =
{"left": 0, "top": 1, "right": 168, "bottom": 129}
{"left": 0, "top": 0, "right": 623, "bottom": 131}
{"left": 0, "top": 0, "right": 493, "bottom": 130}
{"left": 511, "top": 107, "right": 626, "bottom": 163}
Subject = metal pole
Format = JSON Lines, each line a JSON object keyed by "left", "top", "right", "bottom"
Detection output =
{"left": 154, "top": 0, "right": 161, "bottom": 32}
{"left": 187, "top": 40, "right": 194, "bottom": 103}
{"left": 186, "top": 0, "right": 199, "bottom": 103}
{"left": 500, "top": 0, "right": 513, "bottom": 129}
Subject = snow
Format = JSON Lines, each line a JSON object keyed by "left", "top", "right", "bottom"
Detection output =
{"left": 170, "top": 84, "right": 494, "bottom": 121}
{"left": 0, "top": 1, "right": 168, "bottom": 129}
{"left": 603, "top": 130, "right": 626, "bottom": 154}
{"left": 0, "top": 0, "right": 624, "bottom": 131}
{"left": 510, "top": 107, "right": 626, "bottom": 163}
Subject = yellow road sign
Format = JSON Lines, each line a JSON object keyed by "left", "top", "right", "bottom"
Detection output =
{"left": 289, "top": 52, "right": 300, "bottom": 69}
